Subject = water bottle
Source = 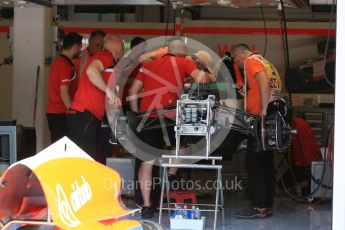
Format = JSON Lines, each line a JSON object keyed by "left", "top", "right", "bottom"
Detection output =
{"left": 171, "top": 209, "right": 176, "bottom": 219}
{"left": 174, "top": 204, "right": 183, "bottom": 219}
{"left": 194, "top": 207, "right": 201, "bottom": 219}
{"left": 190, "top": 205, "right": 196, "bottom": 219}
{"left": 171, "top": 204, "right": 176, "bottom": 218}
{"left": 183, "top": 205, "right": 189, "bottom": 219}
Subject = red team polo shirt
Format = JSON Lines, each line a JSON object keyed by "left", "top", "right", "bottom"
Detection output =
{"left": 70, "top": 50, "right": 115, "bottom": 120}
{"left": 71, "top": 49, "right": 92, "bottom": 98}
{"left": 136, "top": 55, "right": 197, "bottom": 117}
{"left": 46, "top": 55, "right": 76, "bottom": 114}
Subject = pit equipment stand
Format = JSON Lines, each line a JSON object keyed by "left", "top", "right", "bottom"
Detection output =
{"left": 158, "top": 94, "right": 225, "bottom": 230}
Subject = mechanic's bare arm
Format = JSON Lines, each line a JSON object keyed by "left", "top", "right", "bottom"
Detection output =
{"left": 255, "top": 70, "right": 271, "bottom": 116}
{"left": 138, "top": 51, "right": 157, "bottom": 64}
{"left": 87, "top": 59, "right": 121, "bottom": 108}
{"left": 60, "top": 85, "right": 71, "bottom": 109}
{"left": 138, "top": 47, "right": 168, "bottom": 64}
{"left": 87, "top": 59, "right": 107, "bottom": 92}
{"left": 190, "top": 69, "right": 216, "bottom": 84}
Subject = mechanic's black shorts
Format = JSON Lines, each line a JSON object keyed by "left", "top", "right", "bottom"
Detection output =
{"left": 137, "top": 117, "right": 177, "bottom": 149}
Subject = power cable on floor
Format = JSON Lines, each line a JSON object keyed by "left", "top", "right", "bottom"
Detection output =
{"left": 277, "top": 125, "right": 334, "bottom": 203}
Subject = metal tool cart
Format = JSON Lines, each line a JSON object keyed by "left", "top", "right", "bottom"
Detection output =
{"left": 158, "top": 94, "right": 225, "bottom": 230}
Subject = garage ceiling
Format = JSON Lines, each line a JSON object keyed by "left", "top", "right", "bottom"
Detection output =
{"left": 157, "top": 0, "right": 309, "bottom": 8}
{"left": 52, "top": 0, "right": 164, "bottom": 5}
{"left": 0, "top": 0, "right": 335, "bottom": 9}
{"left": 0, "top": 0, "right": 309, "bottom": 7}
{"left": 50, "top": 0, "right": 308, "bottom": 7}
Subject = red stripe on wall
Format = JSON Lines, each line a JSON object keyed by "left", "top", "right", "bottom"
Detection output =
{"left": 0, "top": 26, "right": 9, "bottom": 33}
{"left": 183, "top": 27, "right": 336, "bottom": 36}
{"left": 1, "top": 25, "right": 336, "bottom": 36}
{"left": 175, "top": 24, "right": 181, "bottom": 32}
{"left": 63, "top": 26, "right": 335, "bottom": 36}
{"left": 64, "top": 27, "right": 175, "bottom": 35}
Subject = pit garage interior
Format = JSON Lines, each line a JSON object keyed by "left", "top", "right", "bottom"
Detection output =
{"left": 0, "top": 0, "right": 343, "bottom": 229}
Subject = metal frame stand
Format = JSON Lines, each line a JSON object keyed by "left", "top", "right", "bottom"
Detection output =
{"left": 158, "top": 94, "right": 225, "bottom": 229}
{"left": 158, "top": 155, "right": 224, "bottom": 230}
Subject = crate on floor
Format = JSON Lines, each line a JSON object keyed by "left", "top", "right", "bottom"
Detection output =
{"left": 165, "top": 190, "right": 197, "bottom": 205}
{"left": 170, "top": 217, "right": 205, "bottom": 230}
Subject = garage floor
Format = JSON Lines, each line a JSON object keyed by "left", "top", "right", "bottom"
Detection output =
{"left": 125, "top": 154, "right": 332, "bottom": 230}
{"left": 126, "top": 191, "right": 332, "bottom": 230}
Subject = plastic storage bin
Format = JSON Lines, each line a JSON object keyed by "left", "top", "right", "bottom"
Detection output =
{"left": 170, "top": 217, "right": 205, "bottom": 230}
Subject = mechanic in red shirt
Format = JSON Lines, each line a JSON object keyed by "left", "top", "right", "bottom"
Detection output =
{"left": 71, "top": 30, "right": 105, "bottom": 96}
{"left": 46, "top": 32, "right": 82, "bottom": 143}
{"left": 232, "top": 44, "right": 282, "bottom": 219}
{"left": 67, "top": 34, "right": 124, "bottom": 158}
{"left": 129, "top": 37, "right": 215, "bottom": 219}
{"left": 115, "top": 36, "right": 146, "bottom": 113}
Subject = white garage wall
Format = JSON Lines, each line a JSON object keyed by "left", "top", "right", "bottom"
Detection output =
{"left": 333, "top": 1, "right": 345, "bottom": 229}
{"left": 12, "top": 6, "right": 46, "bottom": 151}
